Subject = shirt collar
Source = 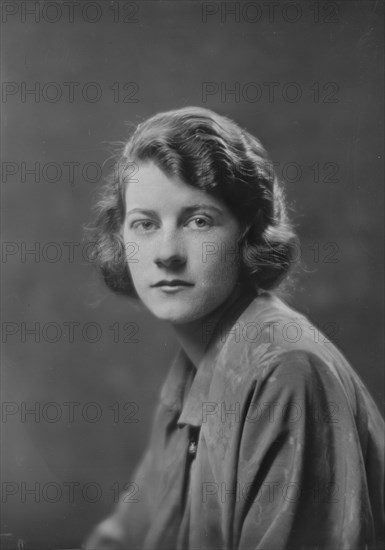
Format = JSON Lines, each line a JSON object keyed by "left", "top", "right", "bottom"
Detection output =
{"left": 160, "top": 289, "right": 259, "bottom": 427}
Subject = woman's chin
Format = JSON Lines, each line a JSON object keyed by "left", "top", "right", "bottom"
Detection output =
{"left": 147, "top": 301, "right": 206, "bottom": 325}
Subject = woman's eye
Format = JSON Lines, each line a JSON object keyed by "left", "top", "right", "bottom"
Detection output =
{"left": 187, "top": 216, "right": 212, "bottom": 229}
{"left": 131, "top": 220, "right": 156, "bottom": 232}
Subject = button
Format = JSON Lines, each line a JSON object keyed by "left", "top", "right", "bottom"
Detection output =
{"left": 188, "top": 441, "right": 197, "bottom": 456}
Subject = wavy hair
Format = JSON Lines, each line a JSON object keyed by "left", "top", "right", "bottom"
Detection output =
{"left": 88, "top": 106, "right": 298, "bottom": 298}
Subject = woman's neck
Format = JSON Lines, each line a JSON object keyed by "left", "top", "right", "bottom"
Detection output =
{"left": 171, "top": 284, "right": 254, "bottom": 369}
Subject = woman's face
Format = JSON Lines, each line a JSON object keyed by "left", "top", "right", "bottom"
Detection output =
{"left": 122, "top": 161, "right": 242, "bottom": 324}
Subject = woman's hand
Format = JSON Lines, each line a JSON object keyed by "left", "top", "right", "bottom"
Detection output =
{"left": 83, "top": 517, "right": 127, "bottom": 550}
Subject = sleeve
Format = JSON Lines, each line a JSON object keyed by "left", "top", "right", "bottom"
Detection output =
{"left": 234, "top": 350, "right": 380, "bottom": 550}
{"left": 84, "top": 395, "right": 175, "bottom": 550}
{"left": 84, "top": 448, "right": 153, "bottom": 550}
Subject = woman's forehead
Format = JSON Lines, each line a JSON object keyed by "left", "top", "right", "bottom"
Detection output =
{"left": 124, "top": 161, "right": 229, "bottom": 212}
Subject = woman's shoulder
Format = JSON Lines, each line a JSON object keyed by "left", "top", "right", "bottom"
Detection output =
{"left": 215, "top": 290, "right": 340, "bottom": 373}
{"left": 212, "top": 291, "right": 382, "bottom": 425}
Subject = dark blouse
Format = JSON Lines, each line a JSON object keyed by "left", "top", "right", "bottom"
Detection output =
{"left": 88, "top": 291, "right": 384, "bottom": 549}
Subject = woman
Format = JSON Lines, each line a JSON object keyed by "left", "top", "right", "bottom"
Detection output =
{"left": 85, "top": 107, "right": 384, "bottom": 549}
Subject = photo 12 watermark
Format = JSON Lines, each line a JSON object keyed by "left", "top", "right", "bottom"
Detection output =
{"left": 201, "top": 480, "right": 340, "bottom": 505}
{"left": 201, "top": 2, "right": 341, "bottom": 24}
{"left": 202, "top": 81, "right": 340, "bottom": 104}
{"left": 1, "top": 320, "right": 141, "bottom": 344}
{"left": 1, "top": 400, "right": 140, "bottom": 424}
{"left": 2, "top": 81, "right": 140, "bottom": 104}
{"left": 201, "top": 316, "right": 341, "bottom": 346}
{"left": 1, "top": 480, "right": 140, "bottom": 504}
{"left": 201, "top": 399, "right": 340, "bottom": 425}
{"left": 1, "top": 1, "right": 140, "bottom": 24}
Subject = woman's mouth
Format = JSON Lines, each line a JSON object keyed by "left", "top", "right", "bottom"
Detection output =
{"left": 151, "top": 280, "right": 194, "bottom": 292}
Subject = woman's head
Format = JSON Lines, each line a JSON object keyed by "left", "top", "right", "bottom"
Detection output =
{"left": 89, "top": 106, "right": 298, "bottom": 322}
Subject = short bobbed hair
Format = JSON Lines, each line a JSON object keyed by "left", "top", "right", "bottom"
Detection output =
{"left": 88, "top": 107, "right": 298, "bottom": 298}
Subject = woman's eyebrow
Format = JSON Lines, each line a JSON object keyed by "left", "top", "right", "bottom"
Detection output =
{"left": 182, "top": 204, "right": 224, "bottom": 216}
{"left": 125, "top": 208, "right": 157, "bottom": 217}
{"left": 125, "top": 204, "right": 224, "bottom": 217}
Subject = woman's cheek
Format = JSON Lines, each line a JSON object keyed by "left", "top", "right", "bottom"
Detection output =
{"left": 126, "top": 241, "right": 150, "bottom": 290}
{"left": 200, "top": 236, "right": 240, "bottom": 275}
{"left": 199, "top": 251, "right": 240, "bottom": 295}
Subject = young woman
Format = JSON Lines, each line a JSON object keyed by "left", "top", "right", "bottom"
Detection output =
{"left": 85, "top": 107, "right": 384, "bottom": 550}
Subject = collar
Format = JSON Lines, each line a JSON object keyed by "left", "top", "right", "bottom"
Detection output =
{"left": 159, "top": 289, "right": 259, "bottom": 427}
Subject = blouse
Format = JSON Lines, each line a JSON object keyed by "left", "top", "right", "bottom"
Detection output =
{"left": 86, "top": 291, "right": 384, "bottom": 550}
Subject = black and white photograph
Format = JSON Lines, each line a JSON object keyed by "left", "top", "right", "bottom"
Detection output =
{"left": 1, "top": 1, "right": 384, "bottom": 549}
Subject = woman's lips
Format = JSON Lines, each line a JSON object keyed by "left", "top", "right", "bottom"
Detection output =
{"left": 151, "top": 280, "right": 194, "bottom": 293}
{"left": 151, "top": 280, "right": 194, "bottom": 288}
{"left": 157, "top": 285, "right": 193, "bottom": 294}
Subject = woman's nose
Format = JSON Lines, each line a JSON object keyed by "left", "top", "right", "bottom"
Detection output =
{"left": 154, "top": 230, "right": 187, "bottom": 269}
